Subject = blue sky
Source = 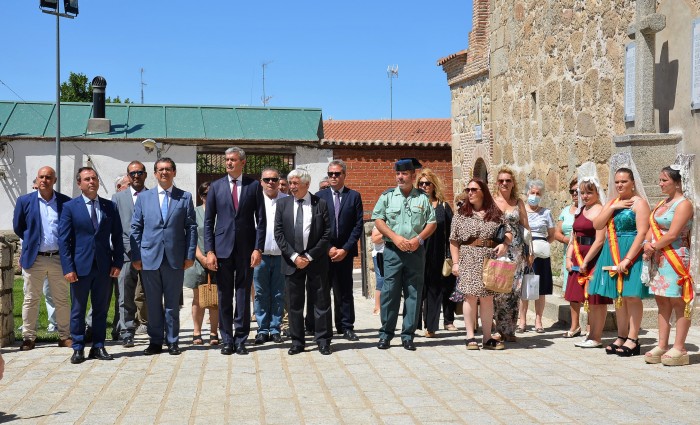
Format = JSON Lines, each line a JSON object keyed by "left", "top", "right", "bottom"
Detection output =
{"left": 1, "top": 1, "right": 472, "bottom": 119}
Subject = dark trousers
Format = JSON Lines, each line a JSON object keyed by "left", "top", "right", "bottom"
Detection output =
{"left": 422, "top": 274, "right": 456, "bottom": 332}
{"left": 330, "top": 255, "right": 355, "bottom": 333}
{"left": 216, "top": 249, "right": 252, "bottom": 346}
{"left": 379, "top": 244, "right": 425, "bottom": 342}
{"left": 70, "top": 265, "right": 112, "bottom": 350}
{"left": 287, "top": 267, "right": 332, "bottom": 348}
{"left": 141, "top": 261, "right": 184, "bottom": 345}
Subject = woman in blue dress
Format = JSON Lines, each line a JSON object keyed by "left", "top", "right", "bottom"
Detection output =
{"left": 589, "top": 167, "right": 650, "bottom": 357}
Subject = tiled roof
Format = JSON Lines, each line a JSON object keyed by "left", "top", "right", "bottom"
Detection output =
{"left": 321, "top": 119, "right": 451, "bottom": 147}
{"left": 437, "top": 49, "right": 468, "bottom": 66}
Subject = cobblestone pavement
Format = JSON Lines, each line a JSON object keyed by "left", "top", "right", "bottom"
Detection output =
{"left": 1, "top": 284, "right": 699, "bottom": 424}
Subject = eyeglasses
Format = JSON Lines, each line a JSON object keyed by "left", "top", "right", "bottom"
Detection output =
{"left": 262, "top": 177, "right": 280, "bottom": 183}
{"left": 465, "top": 187, "right": 481, "bottom": 193}
{"left": 129, "top": 170, "right": 145, "bottom": 177}
{"left": 327, "top": 172, "right": 343, "bottom": 178}
{"left": 569, "top": 189, "right": 578, "bottom": 195}
{"left": 418, "top": 181, "right": 432, "bottom": 187}
{"left": 498, "top": 179, "right": 512, "bottom": 184}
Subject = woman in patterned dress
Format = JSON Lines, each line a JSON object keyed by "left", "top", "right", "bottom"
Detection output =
{"left": 492, "top": 167, "right": 529, "bottom": 341}
{"left": 643, "top": 166, "right": 694, "bottom": 366}
{"left": 589, "top": 168, "right": 651, "bottom": 357}
{"left": 449, "top": 178, "right": 512, "bottom": 350}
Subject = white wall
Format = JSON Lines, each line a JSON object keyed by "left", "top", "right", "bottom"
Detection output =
{"left": 294, "top": 146, "right": 334, "bottom": 191}
{"left": 1, "top": 139, "right": 196, "bottom": 230}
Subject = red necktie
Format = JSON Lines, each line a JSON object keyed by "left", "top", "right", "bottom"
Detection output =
{"left": 232, "top": 179, "right": 238, "bottom": 211}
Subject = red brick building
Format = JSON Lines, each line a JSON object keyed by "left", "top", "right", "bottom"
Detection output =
{"left": 321, "top": 119, "right": 454, "bottom": 220}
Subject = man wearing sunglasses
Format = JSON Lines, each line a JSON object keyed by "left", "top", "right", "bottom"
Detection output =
{"left": 315, "top": 160, "right": 364, "bottom": 341}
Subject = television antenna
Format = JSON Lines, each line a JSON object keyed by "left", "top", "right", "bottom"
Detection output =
{"left": 140, "top": 68, "right": 147, "bottom": 104}
{"left": 387, "top": 65, "right": 399, "bottom": 140}
{"left": 261, "top": 61, "right": 273, "bottom": 106}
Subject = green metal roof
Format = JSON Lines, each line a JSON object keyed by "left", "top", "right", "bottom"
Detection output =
{"left": 0, "top": 101, "right": 324, "bottom": 142}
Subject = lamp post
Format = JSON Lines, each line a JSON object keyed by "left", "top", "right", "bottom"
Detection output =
{"left": 40, "top": 0, "right": 78, "bottom": 192}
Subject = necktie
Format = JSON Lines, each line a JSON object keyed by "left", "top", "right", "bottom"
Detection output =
{"left": 232, "top": 179, "right": 239, "bottom": 211}
{"left": 333, "top": 190, "right": 341, "bottom": 235}
{"left": 161, "top": 190, "right": 169, "bottom": 221}
{"left": 90, "top": 200, "right": 98, "bottom": 231}
{"left": 294, "top": 198, "right": 304, "bottom": 252}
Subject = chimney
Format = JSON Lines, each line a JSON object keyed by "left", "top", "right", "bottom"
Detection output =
{"left": 87, "top": 75, "right": 111, "bottom": 134}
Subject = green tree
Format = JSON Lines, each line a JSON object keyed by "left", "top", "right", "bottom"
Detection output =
{"left": 60, "top": 71, "right": 131, "bottom": 103}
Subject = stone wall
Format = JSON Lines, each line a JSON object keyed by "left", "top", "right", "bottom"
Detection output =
{"left": 0, "top": 232, "right": 17, "bottom": 347}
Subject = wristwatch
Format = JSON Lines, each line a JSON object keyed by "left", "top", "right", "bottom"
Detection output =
{"left": 417, "top": 236, "right": 424, "bottom": 246}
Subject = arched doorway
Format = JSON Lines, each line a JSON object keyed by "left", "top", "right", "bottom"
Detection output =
{"left": 473, "top": 157, "right": 488, "bottom": 183}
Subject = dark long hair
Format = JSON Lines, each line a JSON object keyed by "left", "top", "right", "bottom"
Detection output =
{"left": 459, "top": 178, "right": 503, "bottom": 222}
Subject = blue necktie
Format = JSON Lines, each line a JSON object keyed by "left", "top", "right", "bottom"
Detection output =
{"left": 161, "top": 190, "right": 169, "bottom": 221}
{"left": 90, "top": 200, "right": 98, "bottom": 231}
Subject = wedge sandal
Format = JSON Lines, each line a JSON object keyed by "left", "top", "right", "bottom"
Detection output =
{"left": 661, "top": 348, "right": 689, "bottom": 366}
{"left": 644, "top": 346, "right": 668, "bottom": 364}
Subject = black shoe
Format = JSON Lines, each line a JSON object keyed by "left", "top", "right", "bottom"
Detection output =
{"left": 377, "top": 339, "right": 390, "bottom": 350}
{"left": 70, "top": 349, "right": 86, "bottom": 364}
{"left": 143, "top": 343, "right": 163, "bottom": 356}
{"left": 167, "top": 344, "right": 181, "bottom": 355}
{"left": 402, "top": 339, "right": 416, "bottom": 351}
{"left": 111, "top": 332, "right": 119, "bottom": 342}
{"left": 304, "top": 329, "right": 314, "bottom": 336}
{"left": 343, "top": 329, "right": 359, "bottom": 341}
{"left": 271, "top": 333, "right": 283, "bottom": 343}
{"left": 221, "top": 343, "right": 234, "bottom": 355}
{"left": 84, "top": 326, "right": 93, "bottom": 343}
{"left": 254, "top": 333, "right": 269, "bottom": 345}
{"left": 234, "top": 343, "right": 248, "bottom": 355}
{"left": 318, "top": 344, "right": 332, "bottom": 355}
{"left": 288, "top": 345, "right": 304, "bottom": 355}
{"left": 122, "top": 337, "right": 135, "bottom": 348}
{"left": 88, "top": 347, "right": 114, "bottom": 360}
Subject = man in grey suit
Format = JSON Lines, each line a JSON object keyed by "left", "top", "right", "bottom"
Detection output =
{"left": 112, "top": 161, "right": 148, "bottom": 347}
{"left": 131, "top": 157, "right": 197, "bottom": 356}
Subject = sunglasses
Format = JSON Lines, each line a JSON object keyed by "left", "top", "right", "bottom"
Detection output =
{"left": 498, "top": 179, "right": 512, "bottom": 184}
{"left": 129, "top": 170, "right": 145, "bottom": 177}
{"left": 327, "top": 172, "right": 343, "bottom": 178}
{"left": 465, "top": 187, "right": 481, "bottom": 193}
{"left": 569, "top": 189, "right": 578, "bottom": 195}
{"left": 262, "top": 177, "right": 280, "bottom": 183}
{"left": 418, "top": 181, "right": 432, "bottom": 187}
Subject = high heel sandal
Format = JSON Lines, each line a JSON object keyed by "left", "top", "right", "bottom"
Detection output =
{"left": 616, "top": 338, "right": 640, "bottom": 357}
{"left": 605, "top": 336, "right": 626, "bottom": 355}
{"left": 644, "top": 346, "right": 668, "bottom": 364}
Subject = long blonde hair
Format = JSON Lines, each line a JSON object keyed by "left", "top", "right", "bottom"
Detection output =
{"left": 415, "top": 168, "right": 446, "bottom": 203}
{"left": 493, "top": 166, "right": 520, "bottom": 202}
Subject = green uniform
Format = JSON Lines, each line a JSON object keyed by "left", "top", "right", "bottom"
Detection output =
{"left": 372, "top": 187, "right": 435, "bottom": 342}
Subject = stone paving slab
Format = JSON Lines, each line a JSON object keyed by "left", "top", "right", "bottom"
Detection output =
{"left": 1, "top": 285, "right": 699, "bottom": 424}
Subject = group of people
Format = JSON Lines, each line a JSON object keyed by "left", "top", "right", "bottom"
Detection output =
{"left": 10, "top": 148, "right": 695, "bottom": 367}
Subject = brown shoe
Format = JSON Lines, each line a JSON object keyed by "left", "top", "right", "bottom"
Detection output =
{"left": 58, "top": 338, "right": 73, "bottom": 348}
{"left": 424, "top": 330, "right": 436, "bottom": 338}
{"left": 20, "top": 339, "right": 35, "bottom": 351}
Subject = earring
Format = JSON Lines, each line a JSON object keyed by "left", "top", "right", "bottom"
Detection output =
{"left": 632, "top": 187, "right": 636, "bottom": 192}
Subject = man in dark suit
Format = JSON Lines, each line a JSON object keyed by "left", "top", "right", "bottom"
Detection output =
{"left": 131, "top": 158, "right": 197, "bottom": 356}
{"left": 111, "top": 161, "right": 148, "bottom": 348}
{"left": 204, "top": 147, "right": 265, "bottom": 355}
{"left": 316, "top": 160, "right": 364, "bottom": 341}
{"left": 13, "top": 166, "right": 72, "bottom": 351}
{"left": 274, "top": 169, "right": 332, "bottom": 355}
{"left": 58, "top": 167, "right": 124, "bottom": 364}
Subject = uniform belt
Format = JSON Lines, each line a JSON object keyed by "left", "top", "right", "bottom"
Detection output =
{"left": 461, "top": 238, "right": 496, "bottom": 248}
{"left": 576, "top": 236, "right": 595, "bottom": 245}
{"left": 38, "top": 251, "right": 59, "bottom": 257}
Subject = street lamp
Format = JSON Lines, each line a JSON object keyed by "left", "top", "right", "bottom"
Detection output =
{"left": 141, "top": 139, "right": 162, "bottom": 159}
{"left": 40, "top": 0, "right": 79, "bottom": 192}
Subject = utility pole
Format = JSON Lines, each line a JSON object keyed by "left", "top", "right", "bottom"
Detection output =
{"left": 387, "top": 65, "right": 399, "bottom": 141}
{"left": 261, "top": 61, "right": 273, "bottom": 106}
{"left": 140, "top": 68, "right": 147, "bottom": 104}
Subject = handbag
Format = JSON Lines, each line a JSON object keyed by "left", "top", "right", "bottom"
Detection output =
{"left": 492, "top": 223, "right": 507, "bottom": 245}
{"left": 482, "top": 257, "right": 516, "bottom": 293}
{"left": 521, "top": 268, "right": 540, "bottom": 300}
{"left": 198, "top": 272, "right": 218, "bottom": 308}
{"left": 532, "top": 238, "right": 551, "bottom": 258}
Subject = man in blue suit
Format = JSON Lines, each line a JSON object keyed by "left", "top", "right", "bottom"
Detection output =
{"left": 58, "top": 167, "right": 124, "bottom": 364}
{"left": 204, "top": 147, "right": 266, "bottom": 355}
{"left": 316, "top": 160, "right": 364, "bottom": 341}
{"left": 131, "top": 157, "right": 197, "bottom": 356}
{"left": 13, "top": 166, "right": 72, "bottom": 351}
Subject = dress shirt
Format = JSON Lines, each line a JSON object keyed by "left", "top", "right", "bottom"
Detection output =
{"left": 38, "top": 191, "right": 59, "bottom": 252}
{"left": 263, "top": 191, "right": 287, "bottom": 255}
{"left": 290, "top": 192, "right": 313, "bottom": 262}
{"left": 82, "top": 194, "right": 102, "bottom": 226}
{"left": 130, "top": 186, "right": 141, "bottom": 205}
{"left": 158, "top": 184, "right": 173, "bottom": 210}
{"left": 228, "top": 175, "right": 242, "bottom": 206}
{"left": 333, "top": 186, "right": 345, "bottom": 202}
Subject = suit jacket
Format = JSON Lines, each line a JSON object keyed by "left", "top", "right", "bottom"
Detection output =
{"left": 274, "top": 194, "right": 330, "bottom": 276}
{"left": 130, "top": 186, "right": 197, "bottom": 270}
{"left": 203, "top": 175, "right": 265, "bottom": 258}
{"left": 316, "top": 187, "right": 364, "bottom": 257}
{"left": 58, "top": 195, "right": 124, "bottom": 276}
{"left": 13, "top": 190, "right": 71, "bottom": 269}
{"left": 111, "top": 188, "right": 146, "bottom": 261}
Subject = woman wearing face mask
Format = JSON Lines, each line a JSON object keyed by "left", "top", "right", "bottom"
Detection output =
{"left": 589, "top": 162, "right": 651, "bottom": 357}
{"left": 643, "top": 165, "right": 693, "bottom": 366}
{"left": 518, "top": 179, "right": 555, "bottom": 333}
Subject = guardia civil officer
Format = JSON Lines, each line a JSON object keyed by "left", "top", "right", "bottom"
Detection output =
{"left": 372, "top": 158, "right": 436, "bottom": 350}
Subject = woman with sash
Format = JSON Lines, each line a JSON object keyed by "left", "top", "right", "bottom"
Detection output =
{"left": 564, "top": 163, "right": 611, "bottom": 347}
{"left": 643, "top": 166, "right": 694, "bottom": 366}
{"left": 589, "top": 163, "right": 651, "bottom": 356}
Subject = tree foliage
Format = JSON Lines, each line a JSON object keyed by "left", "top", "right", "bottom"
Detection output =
{"left": 59, "top": 72, "right": 131, "bottom": 103}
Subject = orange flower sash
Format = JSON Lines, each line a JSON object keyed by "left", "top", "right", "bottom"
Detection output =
{"left": 606, "top": 198, "right": 628, "bottom": 307}
{"left": 571, "top": 233, "right": 590, "bottom": 312}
